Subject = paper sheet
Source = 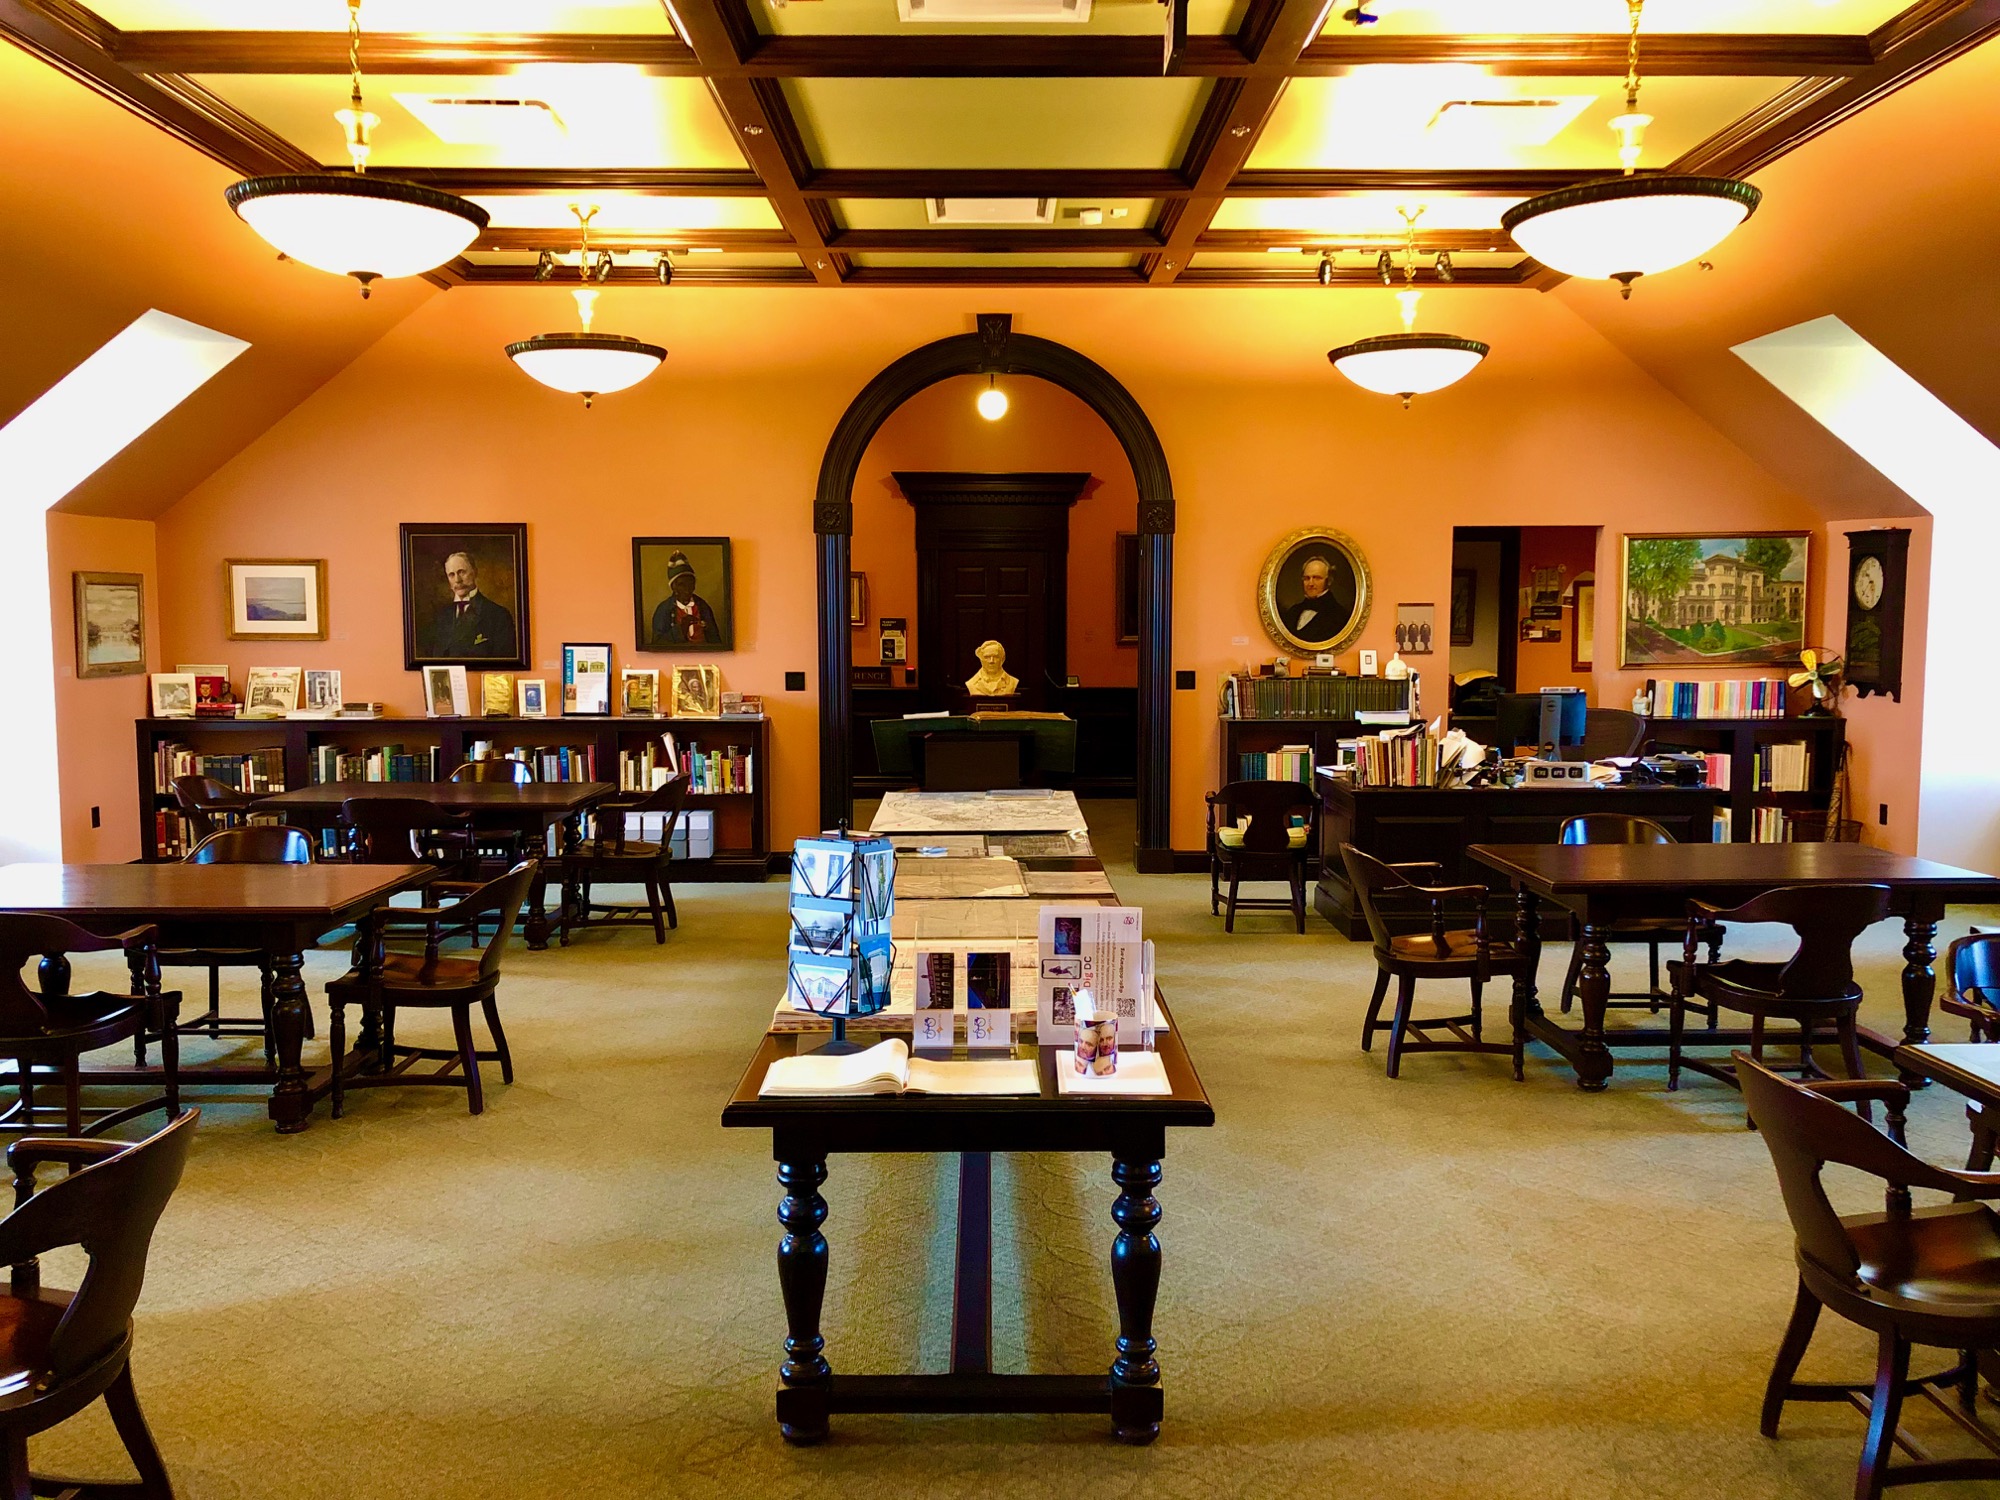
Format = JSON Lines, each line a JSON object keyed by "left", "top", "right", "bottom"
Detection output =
{"left": 1025, "top": 869, "right": 1116, "bottom": 897}
{"left": 894, "top": 857, "right": 1028, "bottom": 900}
{"left": 1053, "top": 1050, "right": 1173, "bottom": 1097}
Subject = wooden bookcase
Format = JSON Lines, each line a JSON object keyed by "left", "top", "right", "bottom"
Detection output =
{"left": 135, "top": 714, "right": 772, "bottom": 879}
{"left": 1640, "top": 716, "right": 1847, "bottom": 842}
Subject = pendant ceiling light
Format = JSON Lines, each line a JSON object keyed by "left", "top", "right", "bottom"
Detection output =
{"left": 223, "top": 0, "right": 486, "bottom": 296}
{"left": 1327, "top": 208, "right": 1489, "bottom": 408}
{"left": 1502, "top": 0, "right": 1759, "bottom": 297}
{"left": 504, "top": 207, "right": 666, "bottom": 408}
{"left": 976, "top": 374, "right": 1009, "bottom": 421}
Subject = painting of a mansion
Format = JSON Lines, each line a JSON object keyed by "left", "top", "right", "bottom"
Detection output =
{"left": 1636, "top": 552, "right": 1806, "bottom": 627}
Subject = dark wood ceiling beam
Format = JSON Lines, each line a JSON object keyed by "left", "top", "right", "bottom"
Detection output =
{"left": 472, "top": 227, "right": 798, "bottom": 251}
{"left": 843, "top": 266, "right": 1149, "bottom": 285}
{"left": 112, "top": 30, "right": 703, "bottom": 74}
{"left": 458, "top": 262, "right": 813, "bottom": 284}
{"left": 735, "top": 34, "right": 1254, "bottom": 76}
{"left": 391, "top": 167, "right": 770, "bottom": 195}
{"left": 1198, "top": 228, "right": 1519, "bottom": 252}
{"left": 1295, "top": 33, "right": 1872, "bottom": 75}
{"left": 826, "top": 229, "right": 1164, "bottom": 251}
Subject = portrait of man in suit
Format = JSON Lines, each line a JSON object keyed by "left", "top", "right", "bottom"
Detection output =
{"left": 1260, "top": 529, "right": 1368, "bottom": 655}
{"left": 1278, "top": 553, "right": 1356, "bottom": 646}
{"left": 402, "top": 523, "right": 530, "bottom": 669}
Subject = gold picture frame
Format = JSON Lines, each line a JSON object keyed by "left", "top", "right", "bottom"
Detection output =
{"left": 225, "top": 558, "right": 328, "bottom": 641}
{"left": 1257, "top": 528, "right": 1371, "bottom": 656}
{"left": 671, "top": 663, "right": 721, "bottom": 718}
{"left": 73, "top": 571, "right": 146, "bottom": 679}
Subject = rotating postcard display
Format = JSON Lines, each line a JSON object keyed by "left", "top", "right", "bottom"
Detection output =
{"left": 788, "top": 833, "right": 896, "bottom": 1054}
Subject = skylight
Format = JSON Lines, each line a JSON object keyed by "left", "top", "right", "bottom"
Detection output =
{"left": 0, "top": 309, "right": 248, "bottom": 515}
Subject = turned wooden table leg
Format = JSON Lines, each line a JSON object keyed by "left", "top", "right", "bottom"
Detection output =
{"left": 1899, "top": 911, "right": 1941, "bottom": 1086}
{"left": 265, "top": 950, "right": 313, "bottom": 1134}
{"left": 774, "top": 1154, "right": 831, "bottom": 1445}
{"left": 1109, "top": 1155, "right": 1164, "bottom": 1445}
{"left": 1573, "top": 923, "right": 1615, "bottom": 1091}
{"left": 523, "top": 865, "right": 554, "bottom": 951}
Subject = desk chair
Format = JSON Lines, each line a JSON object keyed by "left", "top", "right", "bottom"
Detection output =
{"left": 169, "top": 773, "right": 261, "bottom": 845}
{"left": 1668, "top": 884, "right": 1892, "bottom": 1110}
{"left": 1740, "top": 1053, "right": 2000, "bottom": 1500}
{"left": 1205, "top": 780, "right": 1316, "bottom": 933}
{"left": 449, "top": 757, "right": 538, "bottom": 866}
{"left": 1341, "top": 844, "right": 1523, "bottom": 1079}
{"left": 0, "top": 1106, "right": 197, "bottom": 1499}
{"left": 563, "top": 777, "right": 686, "bottom": 944}
{"left": 1556, "top": 814, "right": 1720, "bottom": 1018}
{"left": 1939, "top": 933, "right": 2000, "bottom": 1169}
{"left": 1578, "top": 708, "right": 1647, "bottom": 760}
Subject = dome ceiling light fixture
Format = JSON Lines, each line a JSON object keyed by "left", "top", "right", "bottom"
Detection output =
{"left": 504, "top": 206, "right": 667, "bottom": 408}
{"left": 1501, "top": 0, "right": 1760, "bottom": 297}
{"left": 1326, "top": 207, "right": 1489, "bottom": 409}
{"left": 223, "top": 0, "right": 486, "bottom": 297}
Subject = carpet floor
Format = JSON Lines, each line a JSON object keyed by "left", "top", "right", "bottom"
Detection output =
{"left": 27, "top": 810, "right": 2000, "bottom": 1499}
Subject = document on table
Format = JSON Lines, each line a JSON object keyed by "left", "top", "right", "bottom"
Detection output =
{"left": 894, "top": 857, "right": 1028, "bottom": 900}
{"left": 1024, "top": 869, "right": 1116, "bottom": 897}
{"left": 1053, "top": 1050, "right": 1173, "bottom": 1097}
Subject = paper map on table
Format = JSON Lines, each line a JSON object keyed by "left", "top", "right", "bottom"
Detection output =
{"left": 1025, "top": 869, "right": 1116, "bottom": 897}
{"left": 870, "top": 790, "right": 1086, "bottom": 834}
{"left": 894, "top": 857, "right": 1028, "bottom": 900}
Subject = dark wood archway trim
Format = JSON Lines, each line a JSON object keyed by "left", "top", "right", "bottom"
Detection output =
{"left": 815, "top": 316, "right": 1174, "bottom": 861}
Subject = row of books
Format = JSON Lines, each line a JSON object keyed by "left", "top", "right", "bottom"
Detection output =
{"left": 1238, "top": 746, "right": 1315, "bottom": 785}
{"left": 1754, "top": 741, "right": 1815, "bottom": 793}
{"left": 1221, "top": 673, "right": 1411, "bottom": 720}
{"left": 1647, "top": 679, "right": 1787, "bottom": 720}
{"left": 1350, "top": 728, "right": 1458, "bottom": 789}
{"left": 1747, "top": 806, "right": 1792, "bottom": 843}
{"left": 307, "top": 744, "right": 444, "bottom": 784}
{"left": 153, "top": 743, "right": 286, "bottom": 795}
{"left": 507, "top": 745, "right": 599, "bottom": 784}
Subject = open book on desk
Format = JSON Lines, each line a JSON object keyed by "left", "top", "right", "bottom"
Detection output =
{"left": 759, "top": 1038, "right": 1039, "bottom": 1097}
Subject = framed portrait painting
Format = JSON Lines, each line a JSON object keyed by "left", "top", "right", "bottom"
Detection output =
{"left": 1257, "top": 528, "right": 1370, "bottom": 655}
{"left": 1450, "top": 568, "right": 1477, "bottom": 646}
{"left": 73, "top": 572, "right": 145, "bottom": 679}
{"left": 633, "top": 537, "right": 733, "bottom": 652}
{"left": 1620, "top": 532, "right": 1809, "bottom": 668}
{"left": 400, "top": 524, "right": 530, "bottom": 670}
{"left": 225, "top": 558, "right": 327, "bottom": 641}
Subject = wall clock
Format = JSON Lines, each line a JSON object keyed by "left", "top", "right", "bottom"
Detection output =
{"left": 1843, "top": 527, "right": 1910, "bottom": 701}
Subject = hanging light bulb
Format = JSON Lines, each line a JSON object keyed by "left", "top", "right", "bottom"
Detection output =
{"left": 504, "top": 206, "right": 666, "bottom": 407}
{"left": 1502, "top": 0, "right": 1760, "bottom": 296}
{"left": 223, "top": 0, "right": 486, "bottom": 296}
{"left": 976, "top": 374, "right": 1009, "bottom": 421}
{"left": 1327, "top": 208, "right": 1489, "bottom": 408}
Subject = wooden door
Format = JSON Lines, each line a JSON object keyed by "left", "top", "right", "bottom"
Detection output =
{"left": 939, "top": 549, "right": 1046, "bottom": 701}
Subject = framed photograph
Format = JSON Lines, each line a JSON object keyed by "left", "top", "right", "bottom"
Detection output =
{"left": 1115, "top": 532, "right": 1141, "bottom": 645}
{"left": 1450, "top": 568, "right": 1477, "bottom": 646}
{"left": 1358, "top": 648, "right": 1379, "bottom": 677}
{"left": 149, "top": 672, "right": 195, "bottom": 718}
{"left": 1572, "top": 577, "right": 1596, "bottom": 670}
{"left": 1257, "top": 528, "right": 1371, "bottom": 655}
{"left": 243, "top": 666, "right": 300, "bottom": 717}
{"left": 401, "top": 523, "right": 530, "bottom": 669}
{"left": 633, "top": 537, "right": 733, "bottom": 652}
{"left": 621, "top": 667, "right": 661, "bottom": 716}
{"left": 225, "top": 558, "right": 327, "bottom": 641}
{"left": 848, "top": 572, "right": 867, "bottom": 629}
{"left": 671, "top": 663, "right": 721, "bottom": 718}
{"left": 73, "top": 572, "right": 146, "bottom": 679}
{"left": 563, "top": 644, "right": 612, "bottom": 716}
{"left": 1394, "top": 602, "right": 1436, "bottom": 656}
{"left": 1620, "top": 532, "right": 1810, "bottom": 668}
{"left": 423, "top": 664, "right": 472, "bottom": 718}
{"left": 517, "top": 678, "right": 548, "bottom": 718}
{"left": 302, "top": 669, "right": 342, "bottom": 713}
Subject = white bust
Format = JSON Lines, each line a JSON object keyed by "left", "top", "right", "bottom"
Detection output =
{"left": 965, "top": 639, "right": 1020, "bottom": 697}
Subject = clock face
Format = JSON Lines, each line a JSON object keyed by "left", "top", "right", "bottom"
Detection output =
{"left": 1853, "top": 555, "right": 1885, "bottom": 611}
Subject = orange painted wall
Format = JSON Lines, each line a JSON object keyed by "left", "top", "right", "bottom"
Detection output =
{"left": 851, "top": 375, "right": 1138, "bottom": 689}
{"left": 136, "top": 285, "right": 1837, "bottom": 858}
{"left": 1514, "top": 526, "right": 1598, "bottom": 696}
{"left": 46, "top": 514, "right": 160, "bottom": 862}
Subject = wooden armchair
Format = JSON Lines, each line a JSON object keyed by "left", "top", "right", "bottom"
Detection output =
{"left": 339, "top": 795, "right": 478, "bottom": 876}
{"left": 450, "top": 758, "right": 538, "bottom": 866}
{"left": 1939, "top": 933, "right": 2000, "bottom": 1169}
{"left": 0, "top": 916, "right": 180, "bottom": 1137}
{"left": 1668, "top": 884, "right": 1892, "bottom": 1110}
{"left": 325, "top": 860, "right": 537, "bottom": 1117}
{"left": 1340, "top": 843, "right": 1522, "bottom": 1079}
{"left": 561, "top": 777, "right": 686, "bottom": 944}
{"left": 169, "top": 773, "right": 261, "bottom": 845}
{"left": 1738, "top": 1052, "right": 2000, "bottom": 1499}
{"left": 1205, "top": 780, "right": 1317, "bottom": 933}
{"left": 0, "top": 1106, "right": 197, "bottom": 1499}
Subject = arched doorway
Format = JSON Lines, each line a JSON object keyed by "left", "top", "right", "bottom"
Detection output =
{"left": 815, "top": 314, "right": 1174, "bottom": 863}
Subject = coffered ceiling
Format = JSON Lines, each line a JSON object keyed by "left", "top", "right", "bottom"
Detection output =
{"left": 4, "top": 0, "right": 1994, "bottom": 287}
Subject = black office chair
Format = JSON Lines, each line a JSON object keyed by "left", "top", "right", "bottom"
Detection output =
{"left": 1578, "top": 708, "right": 1648, "bottom": 760}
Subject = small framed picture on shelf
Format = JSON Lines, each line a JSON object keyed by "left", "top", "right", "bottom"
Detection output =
{"left": 848, "top": 572, "right": 867, "bottom": 628}
{"left": 1357, "top": 649, "right": 1379, "bottom": 677}
{"left": 73, "top": 572, "right": 146, "bottom": 679}
{"left": 225, "top": 558, "right": 328, "bottom": 641}
{"left": 671, "top": 663, "right": 721, "bottom": 718}
{"left": 302, "top": 669, "right": 342, "bottom": 713}
{"left": 242, "top": 666, "right": 301, "bottom": 717}
{"left": 563, "top": 643, "right": 612, "bottom": 716}
{"left": 517, "top": 678, "right": 548, "bottom": 718}
{"left": 633, "top": 537, "right": 733, "bottom": 652}
{"left": 149, "top": 672, "right": 196, "bottom": 718}
{"left": 621, "top": 667, "right": 660, "bottom": 716}
{"left": 423, "top": 664, "right": 472, "bottom": 718}
{"left": 482, "top": 672, "right": 515, "bottom": 717}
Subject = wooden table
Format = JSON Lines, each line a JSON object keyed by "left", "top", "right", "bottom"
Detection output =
{"left": 0, "top": 862, "right": 427, "bottom": 1132}
{"left": 1465, "top": 842, "right": 2000, "bottom": 1092}
{"left": 255, "top": 781, "right": 616, "bottom": 949}
{"left": 868, "top": 789, "right": 1087, "bottom": 836}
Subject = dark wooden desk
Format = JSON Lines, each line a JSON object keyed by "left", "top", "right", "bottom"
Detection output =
{"left": 1467, "top": 842, "right": 2000, "bottom": 1091}
{"left": 0, "top": 861, "right": 427, "bottom": 1132}
{"left": 1315, "top": 774, "right": 1725, "bottom": 937}
{"left": 255, "top": 781, "right": 616, "bottom": 949}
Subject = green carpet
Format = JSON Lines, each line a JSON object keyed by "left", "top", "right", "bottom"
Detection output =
{"left": 27, "top": 818, "right": 2000, "bottom": 1498}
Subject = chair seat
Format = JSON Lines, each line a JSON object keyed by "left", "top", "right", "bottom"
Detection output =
{"left": 0, "top": 1291, "right": 68, "bottom": 1399}
{"left": 327, "top": 951, "right": 487, "bottom": 999}
{"left": 1215, "top": 824, "right": 1309, "bottom": 850}
{"left": 1388, "top": 931, "right": 1520, "bottom": 964}
{"left": 1671, "top": 958, "right": 1863, "bottom": 1010}
{"left": 1845, "top": 1201, "right": 2000, "bottom": 1315}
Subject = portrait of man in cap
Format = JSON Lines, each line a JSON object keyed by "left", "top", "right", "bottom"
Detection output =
{"left": 633, "top": 537, "right": 735, "bottom": 652}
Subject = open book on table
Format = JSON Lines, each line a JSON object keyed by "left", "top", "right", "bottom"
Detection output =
{"left": 759, "top": 1038, "right": 1038, "bottom": 1097}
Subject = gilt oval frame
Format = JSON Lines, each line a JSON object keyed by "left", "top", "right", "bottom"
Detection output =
{"left": 1257, "top": 527, "right": 1372, "bottom": 657}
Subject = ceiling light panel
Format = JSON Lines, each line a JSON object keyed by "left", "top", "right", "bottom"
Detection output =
{"left": 1250, "top": 71, "right": 1799, "bottom": 170}
{"left": 1315, "top": 0, "right": 1907, "bottom": 36}
{"left": 752, "top": 0, "right": 1242, "bottom": 36}
{"left": 785, "top": 77, "right": 1208, "bottom": 169}
{"left": 194, "top": 69, "right": 745, "bottom": 169}
{"left": 90, "top": 0, "right": 673, "bottom": 33}
{"left": 899, "top": 0, "right": 1092, "bottom": 23}
{"left": 849, "top": 252, "right": 1142, "bottom": 267}
{"left": 836, "top": 198, "right": 1158, "bottom": 229}
{"left": 470, "top": 196, "right": 785, "bottom": 231}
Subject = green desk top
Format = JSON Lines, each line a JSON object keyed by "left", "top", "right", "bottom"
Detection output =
{"left": 870, "top": 716, "right": 1077, "bottom": 777}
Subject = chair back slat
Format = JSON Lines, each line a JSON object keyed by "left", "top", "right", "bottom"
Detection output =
{"left": 341, "top": 797, "right": 457, "bottom": 864}
{"left": 1560, "top": 813, "right": 1675, "bottom": 846}
{"left": 1339, "top": 844, "right": 1414, "bottom": 952}
{"left": 1211, "top": 779, "right": 1314, "bottom": 854}
{"left": 0, "top": 1108, "right": 197, "bottom": 1379}
{"left": 185, "top": 826, "right": 315, "bottom": 865}
{"left": 450, "top": 758, "right": 534, "bottom": 785}
{"left": 1579, "top": 708, "right": 1648, "bottom": 760}
{"left": 1700, "top": 884, "right": 1891, "bottom": 1000}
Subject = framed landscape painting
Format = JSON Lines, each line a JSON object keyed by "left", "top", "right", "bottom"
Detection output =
{"left": 226, "top": 558, "right": 327, "bottom": 641}
{"left": 73, "top": 571, "right": 145, "bottom": 679}
{"left": 1620, "top": 532, "right": 1810, "bottom": 668}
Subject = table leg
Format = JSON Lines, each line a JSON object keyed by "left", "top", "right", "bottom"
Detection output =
{"left": 1899, "top": 912, "right": 1941, "bottom": 1084}
{"left": 265, "top": 951, "right": 313, "bottom": 1134}
{"left": 774, "top": 1155, "right": 831, "bottom": 1445}
{"left": 1512, "top": 888, "right": 1543, "bottom": 1024}
{"left": 1109, "top": 1155, "right": 1164, "bottom": 1445}
{"left": 126, "top": 944, "right": 179, "bottom": 1117}
{"left": 1573, "top": 924, "right": 1614, "bottom": 1092}
{"left": 524, "top": 865, "right": 554, "bottom": 951}
{"left": 558, "top": 813, "right": 583, "bottom": 947}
